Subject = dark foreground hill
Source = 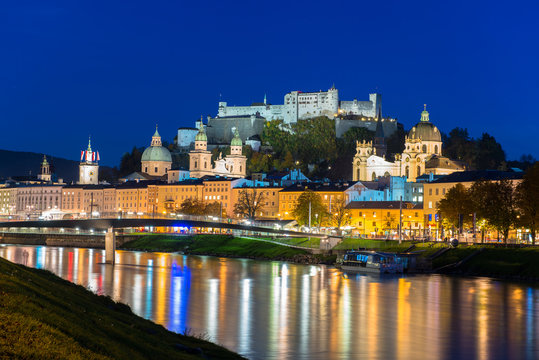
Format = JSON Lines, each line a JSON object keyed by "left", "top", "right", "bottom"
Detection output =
{"left": 0, "top": 257, "right": 243, "bottom": 359}
{"left": 0, "top": 149, "right": 117, "bottom": 183}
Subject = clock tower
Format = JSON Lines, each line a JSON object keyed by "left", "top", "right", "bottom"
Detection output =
{"left": 79, "top": 137, "right": 99, "bottom": 185}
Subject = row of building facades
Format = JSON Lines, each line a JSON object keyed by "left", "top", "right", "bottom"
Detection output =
{"left": 0, "top": 165, "right": 526, "bottom": 240}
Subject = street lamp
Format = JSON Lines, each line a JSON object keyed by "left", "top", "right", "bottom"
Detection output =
{"left": 363, "top": 214, "right": 366, "bottom": 237}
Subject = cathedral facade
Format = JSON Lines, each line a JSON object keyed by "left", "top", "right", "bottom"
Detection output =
{"left": 353, "top": 106, "right": 465, "bottom": 182}
{"left": 189, "top": 123, "right": 247, "bottom": 179}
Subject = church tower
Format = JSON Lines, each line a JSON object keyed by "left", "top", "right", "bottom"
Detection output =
{"left": 226, "top": 128, "right": 247, "bottom": 178}
{"left": 79, "top": 137, "right": 99, "bottom": 185}
{"left": 352, "top": 139, "right": 373, "bottom": 181}
{"left": 373, "top": 113, "right": 387, "bottom": 158}
{"left": 189, "top": 122, "right": 213, "bottom": 178}
{"left": 37, "top": 155, "right": 52, "bottom": 182}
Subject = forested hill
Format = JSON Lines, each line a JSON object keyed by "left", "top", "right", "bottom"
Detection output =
{"left": 0, "top": 149, "right": 117, "bottom": 183}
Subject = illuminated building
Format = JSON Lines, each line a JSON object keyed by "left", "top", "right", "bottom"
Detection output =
{"left": 346, "top": 201, "right": 424, "bottom": 238}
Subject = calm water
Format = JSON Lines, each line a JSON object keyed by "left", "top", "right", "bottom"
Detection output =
{"left": 1, "top": 244, "right": 538, "bottom": 360}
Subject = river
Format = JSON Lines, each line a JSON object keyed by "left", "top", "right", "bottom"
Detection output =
{"left": 1, "top": 244, "right": 538, "bottom": 360}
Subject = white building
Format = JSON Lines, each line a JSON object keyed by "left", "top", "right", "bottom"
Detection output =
{"left": 217, "top": 86, "right": 380, "bottom": 124}
{"left": 16, "top": 185, "right": 63, "bottom": 218}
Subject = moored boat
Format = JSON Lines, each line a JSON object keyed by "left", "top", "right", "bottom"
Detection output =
{"left": 340, "top": 250, "right": 404, "bottom": 274}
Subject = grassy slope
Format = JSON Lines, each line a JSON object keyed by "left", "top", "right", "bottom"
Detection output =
{"left": 120, "top": 234, "right": 336, "bottom": 263}
{"left": 434, "top": 246, "right": 539, "bottom": 279}
{"left": 0, "top": 257, "right": 243, "bottom": 360}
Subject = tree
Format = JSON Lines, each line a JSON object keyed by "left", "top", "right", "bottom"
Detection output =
{"left": 292, "top": 190, "right": 328, "bottom": 227}
{"left": 474, "top": 133, "right": 506, "bottom": 170}
{"left": 471, "top": 179, "right": 517, "bottom": 242}
{"left": 437, "top": 183, "right": 474, "bottom": 229}
{"left": 331, "top": 197, "right": 351, "bottom": 233}
{"left": 515, "top": 162, "right": 539, "bottom": 244}
{"left": 382, "top": 214, "right": 398, "bottom": 232}
{"left": 119, "top": 147, "right": 144, "bottom": 176}
{"left": 385, "top": 124, "right": 406, "bottom": 161}
{"left": 443, "top": 127, "right": 475, "bottom": 167}
{"left": 204, "top": 201, "right": 222, "bottom": 217}
{"left": 233, "top": 188, "right": 266, "bottom": 220}
{"left": 180, "top": 198, "right": 206, "bottom": 216}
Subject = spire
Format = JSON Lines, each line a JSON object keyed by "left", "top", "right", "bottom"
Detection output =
{"left": 374, "top": 110, "right": 386, "bottom": 157}
{"left": 87, "top": 136, "right": 92, "bottom": 152}
{"left": 420, "top": 104, "right": 430, "bottom": 122}
{"left": 41, "top": 154, "right": 49, "bottom": 166}
{"left": 264, "top": 93, "right": 267, "bottom": 105}
{"left": 331, "top": 83, "right": 336, "bottom": 90}
{"left": 151, "top": 125, "right": 162, "bottom": 147}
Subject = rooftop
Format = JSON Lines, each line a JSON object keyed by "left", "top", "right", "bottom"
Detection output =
{"left": 281, "top": 181, "right": 357, "bottom": 193}
{"left": 346, "top": 201, "right": 423, "bottom": 210}
{"left": 431, "top": 170, "right": 524, "bottom": 184}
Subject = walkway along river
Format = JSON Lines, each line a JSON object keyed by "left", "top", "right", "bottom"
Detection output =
{"left": 1, "top": 244, "right": 538, "bottom": 360}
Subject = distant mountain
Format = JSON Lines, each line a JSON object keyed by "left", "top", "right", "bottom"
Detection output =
{"left": 0, "top": 149, "right": 117, "bottom": 183}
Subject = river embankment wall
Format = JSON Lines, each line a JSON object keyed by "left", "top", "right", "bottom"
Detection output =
{"left": 0, "top": 232, "right": 138, "bottom": 248}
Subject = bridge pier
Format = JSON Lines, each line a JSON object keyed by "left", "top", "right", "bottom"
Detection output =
{"left": 105, "top": 227, "right": 116, "bottom": 265}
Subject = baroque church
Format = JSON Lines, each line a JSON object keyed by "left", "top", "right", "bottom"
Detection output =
{"left": 353, "top": 106, "right": 465, "bottom": 182}
{"left": 189, "top": 123, "right": 247, "bottom": 178}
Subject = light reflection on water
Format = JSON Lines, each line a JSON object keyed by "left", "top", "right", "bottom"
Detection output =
{"left": 1, "top": 244, "right": 538, "bottom": 360}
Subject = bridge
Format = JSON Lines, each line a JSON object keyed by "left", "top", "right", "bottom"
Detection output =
{"left": 0, "top": 218, "right": 335, "bottom": 265}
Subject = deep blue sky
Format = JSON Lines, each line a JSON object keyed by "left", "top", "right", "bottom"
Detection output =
{"left": 1, "top": 0, "right": 538, "bottom": 166}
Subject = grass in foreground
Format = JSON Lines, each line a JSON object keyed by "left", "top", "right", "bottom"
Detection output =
{"left": 434, "top": 246, "right": 539, "bottom": 279}
{"left": 121, "top": 234, "right": 336, "bottom": 263}
{"left": 0, "top": 257, "right": 243, "bottom": 360}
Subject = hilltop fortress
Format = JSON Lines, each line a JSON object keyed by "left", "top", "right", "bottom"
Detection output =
{"left": 217, "top": 86, "right": 381, "bottom": 124}
{"left": 177, "top": 86, "right": 399, "bottom": 147}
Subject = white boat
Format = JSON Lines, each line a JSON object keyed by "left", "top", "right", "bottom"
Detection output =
{"left": 340, "top": 250, "right": 404, "bottom": 274}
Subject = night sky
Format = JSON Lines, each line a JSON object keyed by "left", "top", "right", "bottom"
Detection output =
{"left": 1, "top": 1, "right": 538, "bottom": 166}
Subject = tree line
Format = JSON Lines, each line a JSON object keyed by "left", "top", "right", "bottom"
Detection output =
{"left": 438, "top": 163, "right": 539, "bottom": 243}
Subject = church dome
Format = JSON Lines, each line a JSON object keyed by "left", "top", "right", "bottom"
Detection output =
{"left": 408, "top": 106, "right": 441, "bottom": 142}
{"left": 195, "top": 130, "right": 207, "bottom": 142}
{"left": 141, "top": 127, "right": 172, "bottom": 163}
{"left": 231, "top": 128, "right": 242, "bottom": 147}
{"left": 141, "top": 146, "right": 172, "bottom": 163}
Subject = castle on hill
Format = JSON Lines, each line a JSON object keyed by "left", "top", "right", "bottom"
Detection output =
{"left": 177, "top": 86, "right": 399, "bottom": 147}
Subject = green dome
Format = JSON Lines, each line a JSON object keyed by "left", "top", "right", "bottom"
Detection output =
{"left": 141, "top": 146, "right": 172, "bottom": 163}
{"left": 195, "top": 123, "right": 207, "bottom": 142}
{"left": 195, "top": 131, "right": 207, "bottom": 142}
{"left": 231, "top": 129, "right": 242, "bottom": 146}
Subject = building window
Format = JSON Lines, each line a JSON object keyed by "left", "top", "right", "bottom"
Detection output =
{"left": 435, "top": 188, "right": 439, "bottom": 195}
{"left": 429, "top": 201, "right": 433, "bottom": 209}
{"left": 442, "top": 188, "right": 446, "bottom": 195}
{"left": 422, "top": 145, "right": 427, "bottom": 153}
{"left": 434, "top": 145, "right": 438, "bottom": 154}
{"left": 429, "top": 188, "right": 432, "bottom": 195}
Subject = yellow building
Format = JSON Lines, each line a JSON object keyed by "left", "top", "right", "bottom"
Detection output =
{"left": 153, "top": 179, "right": 205, "bottom": 215}
{"left": 62, "top": 185, "right": 116, "bottom": 217}
{"left": 346, "top": 201, "right": 424, "bottom": 238}
{"left": 278, "top": 182, "right": 356, "bottom": 220}
{"left": 230, "top": 186, "right": 282, "bottom": 219}
{"left": 153, "top": 176, "right": 244, "bottom": 216}
{"left": 115, "top": 182, "right": 150, "bottom": 216}
{"left": 0, "top": 186, "right": 17, "bottom": 217}
{"left": 423, "top": 170, "right": 524, "bottom": 235}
